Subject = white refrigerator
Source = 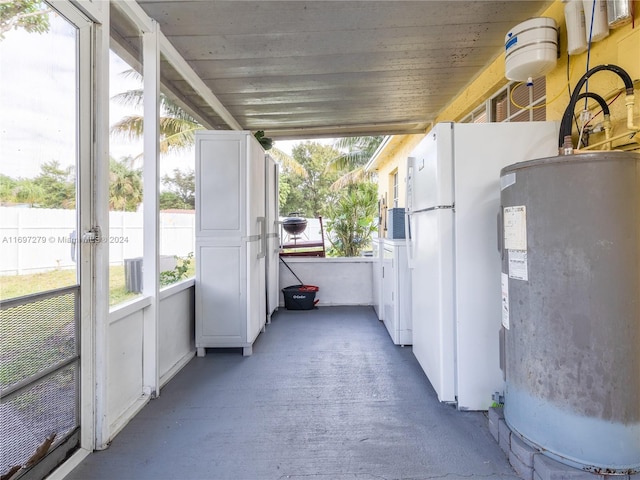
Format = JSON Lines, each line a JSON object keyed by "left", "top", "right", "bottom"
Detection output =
{"left": 406, "top": 121, "right": 558, "bottom": 410}
{"left": 195, "top": 131, "right": 267, "bottom": 357}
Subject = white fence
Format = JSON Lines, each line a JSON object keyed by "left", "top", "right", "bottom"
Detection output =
{"left": 0, "top": 207, "right": 195, "bottom": 275}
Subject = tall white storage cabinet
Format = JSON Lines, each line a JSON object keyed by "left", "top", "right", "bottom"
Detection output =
{"left": 195, "top": 131, "right": 267, "bottom": 357}
{"left": 265, "top": 155, "right": 280, "bottom": 322}
{"left": 381, "top": 239, "right": 412, "bottom": 346}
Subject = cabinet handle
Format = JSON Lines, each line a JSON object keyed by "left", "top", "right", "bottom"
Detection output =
{"left": 258, "top": 217, "right": 266, "bottom": 259}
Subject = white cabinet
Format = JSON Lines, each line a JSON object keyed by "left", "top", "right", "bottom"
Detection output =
{"left": 371, "top": 238, "right": 383, "bottom": 320}
{"left": 195, "top": 131, "right": 267, "bottom": 356}
{"left": 380, "top": 239, "right": 412, "bottom": 346}
{"left": 265, "top": 155, "right": 280, "bottom": 322}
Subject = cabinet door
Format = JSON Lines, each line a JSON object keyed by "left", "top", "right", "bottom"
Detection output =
{"left": 196, "top": 244, "right": 243, "bottom": 343}
{"left": 196, "top": 135, "right": 246, "bottom": 238}
{"left": 247, "top": 137, "right": 266, "bottom": 236}
{"left": 246, "top": 239, "right": 266, "bottom": 343}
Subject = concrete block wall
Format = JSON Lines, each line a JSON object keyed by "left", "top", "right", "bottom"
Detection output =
{"left": 278, "top": 256, "right": 373, "bottom": 306}
{"left": 488, "top": 408, "right": 640, "bottom": 480}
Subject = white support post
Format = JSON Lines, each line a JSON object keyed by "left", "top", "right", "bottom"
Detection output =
{"left": 88, "top": 2, "right": 110, "bottom": 451}
{"left": 142, "top": 20, "right": 160, "bottom": 397}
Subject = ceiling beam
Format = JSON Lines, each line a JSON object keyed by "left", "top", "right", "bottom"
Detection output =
{"left": 264, "top": 122, "right": 429, "bottom": 140}
{"left": 159, "top": 33, "right": 243, "bottom": 131}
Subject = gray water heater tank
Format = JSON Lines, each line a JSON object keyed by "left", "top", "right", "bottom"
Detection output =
{"left": 499, "top": 151, "right": 640, "bottom": 474}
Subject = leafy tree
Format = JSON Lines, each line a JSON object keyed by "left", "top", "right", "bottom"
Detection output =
{"left": 279, "top": 142, "right": 340, "bottom": 218}
{"left": 0, "top": 162, "right": 75, "bottom": 208}
{"left": 277, "top": 178, "right": 291, "bottom": 207}
{"left": 161, "top": 168, "right": 194, "bottom": 209}
{"left": 33, "top": 160, "right": 75, "bottom": 208}
{"left": 0, "top": 174, "right": 17, "bottom": 204}
{"left": 324, "top": 182, "right": 378, "bottom": 257}
{"left": 160, "top": 191, "right": 188, "bottom": 210}
{"left": 13, "top": 180, "right": 44, "bottom": 207}
{"left": 109, "top": 158, "right": 142, "bottom": 211}
{"left": 0, "top": 0, "right": 50, "bottom": 40}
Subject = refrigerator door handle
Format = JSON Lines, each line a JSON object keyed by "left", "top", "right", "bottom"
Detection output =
{"left": 412, "top": 205, "right": 454, "bottom": 214}
{"left": 405, "top": 211, "right": 415, "bottom": 269}
{"left": 258, "top": 216, "right": 266, "bottom": 259}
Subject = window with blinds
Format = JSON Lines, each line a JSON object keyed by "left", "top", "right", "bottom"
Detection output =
{"left": 460, "top": 105, "right": 488, "bottom": 124}
{"left": 493, "top": 77, "right": 546, "bottom": 122}
{"left": 461, "top": 77, "right": 546, "bottom": 123}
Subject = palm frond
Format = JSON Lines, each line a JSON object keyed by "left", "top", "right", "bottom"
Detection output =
{"left": 111, "top": 89, "right": 144, "bottom": 108}
{"left": 327, "top": 136, "right": 385, "bottom": 173}
{"left": 120, "top": 68, "right": 143, "bottom": 82}
{"left": 329, "top": 167, "right": 374, "bottom": 190}
{"left": 160, "top": 119, "right": 203, "bottom": 153}
{"left": 110, "top": 115, "right": 144, "bottom": 140}
{"left": 111, "top": 87, "right": 200, "bottom": 125}
{"left": 160, "top": 97, "right": 200, "bottom": 123}
{"left": 269, "top": 147, "right": 308, "bottom": 177}
{"left": 326, "top": 151, "right": 369, "bottom": 173}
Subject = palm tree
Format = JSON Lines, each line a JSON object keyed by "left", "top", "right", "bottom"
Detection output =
{"left": 110, "top": 88, "right": 203, "bottom": 159}
{"left": 109, "top": 158, "right": 142, "bottom": 211}
{"left": 328, "top": 136, "right": 385, "bottom": 189}
{"left": 110, "top": 73, "right": 307, "bottom": 176}
{"left": 268, "top": 146, "right": 308, "bottom": 177}
{"left": 324, "top": 182, "right": 378, "bottom": 257}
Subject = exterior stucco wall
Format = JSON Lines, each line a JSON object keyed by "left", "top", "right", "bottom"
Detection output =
{"left": 372, "top": 135, "right": 423, "bottom": 237}
{"left": 373, "top": 0, "right": 640, "bottom": 206}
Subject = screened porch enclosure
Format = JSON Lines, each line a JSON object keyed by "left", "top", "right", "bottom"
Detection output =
{"left": 0, "top": 0, "right": 559, "bottom": 478}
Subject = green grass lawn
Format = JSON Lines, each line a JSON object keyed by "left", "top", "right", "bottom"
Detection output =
{"left": 0, "top": 269, "right": 78, "bottom": 301}
{"left": 0, "top": 263, "right": 195, "bottom": 305}
{"left": 0, "top": 262, "right": 195, "bottom": 386}
{"left": 0, "top": 266, "right": 137, "bottom": 305}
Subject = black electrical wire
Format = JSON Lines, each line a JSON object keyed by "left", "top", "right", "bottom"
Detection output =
{"left": 558, "top": 64, "right": 635, "bottom": 149}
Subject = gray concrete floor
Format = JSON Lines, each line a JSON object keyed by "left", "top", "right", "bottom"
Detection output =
{"left": 67, "top": 306, "right": 520, "bottom": 480}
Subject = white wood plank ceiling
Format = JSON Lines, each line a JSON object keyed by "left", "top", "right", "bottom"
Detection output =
{"left": 130, "top": 0, "right": 553, "bottom": 139}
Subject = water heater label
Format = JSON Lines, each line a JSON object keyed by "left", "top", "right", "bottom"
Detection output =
{"left": 508, "top": 249, "right": 528, "bottom": 281}
{"left": 501, "top": 273, "right": 510, "bottom": 329}
{"left": 503, "top": 206, "right": 527, "bottom": 250}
